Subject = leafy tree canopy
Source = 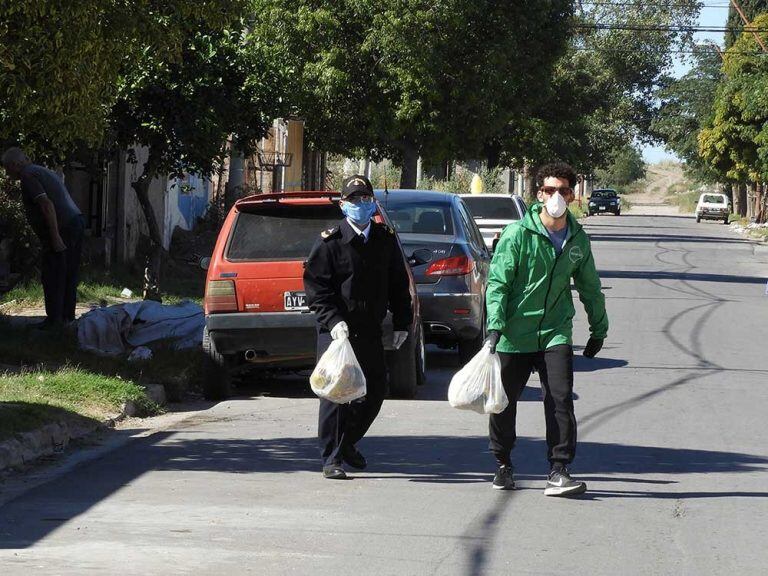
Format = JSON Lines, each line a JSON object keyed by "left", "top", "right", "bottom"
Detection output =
{"left": 725, "top": 0, "right": 768, "bottom": 48}
{"left": 594, "top": 144, "right": 646, "bottom": 188}
{"left": 651, "top": 46, "right": 723, "bottom": 183}
{"left": 699, "top": 14, "right": 768, "bottom": 182}
{"left": 111, "top": 22, "right": 287, "bottom": 179}
{"left": 254, "top": 0, "right": 573, "bottom": 185}
{"left": 501, "top": 0, "right": 700, "bottom": 173}
{"left": 0, "top": 0, "right": 248, "bottom": 156}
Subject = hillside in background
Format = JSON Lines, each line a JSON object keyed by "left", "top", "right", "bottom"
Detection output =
{"left": 625, "top": 161, "right": 702, "bottom": 215}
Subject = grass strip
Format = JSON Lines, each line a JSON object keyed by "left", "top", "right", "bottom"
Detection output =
{"left": 0, "top": 367, "right": 160, "bottom": 441}
{"left": 0, "top": 321, "right": 207, "bottom": 402}
{"left": 0, "top": 264, "right": 204, "bottom": 309}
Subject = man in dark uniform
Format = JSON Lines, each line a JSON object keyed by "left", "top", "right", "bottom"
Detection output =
{"left": 303, "top": 175, "right": 413, "bottom": 479}
{"left": 1, "top": 147, "right": 84, "bottom": 329}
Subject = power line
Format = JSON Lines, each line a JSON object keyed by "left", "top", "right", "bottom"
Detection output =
{"left": 580, "top": 1, "right": 731, "bottom": 7}
{"left": 575, "top": 24, "right": 768, "bottom": 32}
{"left": 572, "top": 46, "right": 767, "bottom": 55}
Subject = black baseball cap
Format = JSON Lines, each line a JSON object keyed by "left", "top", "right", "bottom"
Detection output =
{"left": 340, "top": 175, "right": 374, "bottom": 199}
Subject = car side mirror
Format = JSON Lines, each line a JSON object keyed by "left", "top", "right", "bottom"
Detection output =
{"left": 199, "top": 256, "right": 211, "bottom": 271}
{"left": 408, "top": 248, "right": 433, "bottom": 267}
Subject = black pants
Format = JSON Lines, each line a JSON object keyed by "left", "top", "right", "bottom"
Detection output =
{"left": 489, "top": 345, "right": 576, "bottom": 467}
{"left": 40, "top": 216, "right": 84, "bottom": 323}
{"left": 317, "top": 331, "right": 388, "bottom": 466}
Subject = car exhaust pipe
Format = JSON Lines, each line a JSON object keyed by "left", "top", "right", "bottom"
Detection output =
{"left": 244, "top": 349, "right": 257, "bottom": 361}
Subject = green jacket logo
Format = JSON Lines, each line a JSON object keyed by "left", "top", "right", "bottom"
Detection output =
{"left": 568, "top": 245, "right": 584, "bottom": 264}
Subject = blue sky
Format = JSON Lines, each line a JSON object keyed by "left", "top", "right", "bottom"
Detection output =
{"left": 642, "top": 4, "right": 730, "bottom": 163}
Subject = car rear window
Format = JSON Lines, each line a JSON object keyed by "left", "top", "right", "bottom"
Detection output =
{"left": 226, "top": 203, "right": 342, "bottom": 261}
{"left": 462, "top": 197, "right": 521, "bottom": 220}
{"left": 703, "top": 194, "right": 726, "bottom": 204}
{"left": 384, "top": 202, "right": 455, "bottom": 235}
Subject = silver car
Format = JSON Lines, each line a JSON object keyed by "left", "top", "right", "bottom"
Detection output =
{"left": 460, "top": 193, "right": 527, "bottom": 252}
{"left": 375, "top": 189, "right": 491, "bottom": 362}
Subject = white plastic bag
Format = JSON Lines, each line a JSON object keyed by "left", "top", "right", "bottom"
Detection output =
{"left": 310, "top": 336, "right": 367, "bottom": 403}
{"left": 448, "top": 345, "right": 508, "bottom": 414}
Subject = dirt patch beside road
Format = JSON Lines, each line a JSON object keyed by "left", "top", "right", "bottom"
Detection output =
{"left": 626, "top": 162, "right": 683, "bottom": 217}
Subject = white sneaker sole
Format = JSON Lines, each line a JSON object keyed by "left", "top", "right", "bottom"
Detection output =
{"left": 543, "top": 483, "right": 587, "bottom": 497}
{"left": 492, "top": 482, "right": 516, "bottom": 490}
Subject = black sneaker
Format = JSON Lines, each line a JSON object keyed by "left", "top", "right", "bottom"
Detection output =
{"left": 544, "top": 467, "right": 586, "bottom": 497}
{"left": 342, "top": 445, "right": 367, "bottom": 470}
{"left": 492, "top": 465, "right": 516, "bottom": 490}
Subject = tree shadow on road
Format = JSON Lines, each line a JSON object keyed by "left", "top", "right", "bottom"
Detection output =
{"left": 2, "top": 429, "right": 767, "bottom": 549}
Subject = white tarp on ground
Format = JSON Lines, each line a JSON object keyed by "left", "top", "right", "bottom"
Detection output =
{"left": 77, "top": 300, "right": 204, "bottom": 356}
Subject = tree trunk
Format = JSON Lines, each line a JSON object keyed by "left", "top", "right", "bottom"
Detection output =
{"left": 735, "top": 183, "right": 747, "bottom": 217}
{"left": 524, "top": 163, "right": 537, "bottom": 204}
{"left": 758, "top": 182, "right": 766, "bottom": 224}
{"left": 749, "top": 182, "right": 759, "bottom": 220}
{"left": 226, "top": 150, "right": 244, "bottom": 210}
{"left": 485, "top": 142, "right": 501, "bottom": 170}
{"left": 130, "top": 152, "right": 166, "bottom": 301}
{"left": 399, "top": 142, "right": 419, "bottom": 188}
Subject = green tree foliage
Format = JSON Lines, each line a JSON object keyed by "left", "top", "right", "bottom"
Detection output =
{"left": 725, "top": 0, "right": 768, "bottom": 48}
{"left": 651, "top": 46, "right": 723, "bottom": 183}
{"left": 254, "top": 0, "right": 573, "bottom": 187}
{"left": 699, "top": 14, "right": 768, "bottom": 183}
{"left": 0, "top": 1, "right": 248, "bottom": 155}
{"left": 501, "top": 0, "right": 700, "bottom": 173}
{"left": 594, "top": 145, "right": 646, "bottom": 188}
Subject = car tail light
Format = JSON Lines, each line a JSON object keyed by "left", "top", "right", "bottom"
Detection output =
{"left": 425, "top": 255, "right": 474, "bottom": 276}
{"left": 205, "top": 280, "right": 238, "bottom": 312}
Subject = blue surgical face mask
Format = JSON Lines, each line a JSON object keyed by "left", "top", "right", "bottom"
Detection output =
{"left": 341, "top": 200, "right": 376, "bottom": 225}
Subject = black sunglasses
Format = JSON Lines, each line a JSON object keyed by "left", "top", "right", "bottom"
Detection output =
{"left": 540, "top": 186, "right": 574, "bottom": 196}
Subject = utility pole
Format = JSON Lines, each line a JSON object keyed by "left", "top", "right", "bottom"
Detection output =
{"left": 704, "top": 40, "right": 725, "bottom": 63}
{"left": 730, "top": 0, "right": 768, "bottom": 53}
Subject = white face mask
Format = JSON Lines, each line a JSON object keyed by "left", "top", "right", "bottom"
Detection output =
{"left": 545, "top": 192, "right": 568, "bottom": 219}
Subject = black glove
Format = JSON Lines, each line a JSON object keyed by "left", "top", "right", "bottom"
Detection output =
{"left": 583, "top": 337, "right": 604, "bottom": 358}
{"left": 485, "top": 330, "right": 501, "bottom": 354}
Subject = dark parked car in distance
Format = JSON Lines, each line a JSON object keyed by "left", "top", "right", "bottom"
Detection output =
{"left": 375, "top": 189, "right": 491, "bottom": 362}
{"left": 587, "top": 188, "right": 621, "bottom": 216}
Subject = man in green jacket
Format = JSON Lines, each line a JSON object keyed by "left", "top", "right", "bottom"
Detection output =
{"left": 485, "top": 161, "right": 608, "bottom": 496}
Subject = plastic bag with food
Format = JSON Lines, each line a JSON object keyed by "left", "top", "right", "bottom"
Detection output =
{"left": 310, "top": 336, "right": 367, "bottom": 403}
{"left": 447, "top": 344, "right": 508, "bottom": 414}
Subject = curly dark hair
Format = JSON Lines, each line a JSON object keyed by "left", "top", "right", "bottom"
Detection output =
{"left": 535, "top": 162, "right": 578, "bottom": 188}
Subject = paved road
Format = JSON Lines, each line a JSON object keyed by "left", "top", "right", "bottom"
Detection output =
{"left": 1, "top": 213, "right": 767, "bottom": 575}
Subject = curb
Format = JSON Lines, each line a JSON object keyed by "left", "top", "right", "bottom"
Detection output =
{"left": 0, "top": 383, "right": 168, "bottom": 473}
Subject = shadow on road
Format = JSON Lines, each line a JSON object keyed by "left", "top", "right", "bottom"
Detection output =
{"left": 590, "top": 233, "right": 750, "bottom": 244}
{"left": 573, "top": 355, "right": 628, "bottom": 372}
{"left": 1, "top": 431, "right": 766, "bottom": 549}
{"left": 598, "top": 269, "right": 766, "bottom": 285}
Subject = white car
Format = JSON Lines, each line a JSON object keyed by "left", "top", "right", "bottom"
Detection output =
{"left": 460, "top": 194, "right": 527, "bottom": 251}
{"left": 695, "top": 192, "right": 730, "bottom": 224}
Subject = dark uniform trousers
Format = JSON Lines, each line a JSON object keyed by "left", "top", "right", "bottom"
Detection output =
{"left": 41, "top": 215, "right": 84, "bottom": 323}
{"left": 489, "top": 344, "right": 576, "bottom": 466}
{"left": 317, "top": 330, "right": 388, "bottom": 466}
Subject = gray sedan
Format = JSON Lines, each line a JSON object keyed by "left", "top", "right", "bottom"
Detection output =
{"left": 375, "top": 189, "right": 491, "bottom": 362}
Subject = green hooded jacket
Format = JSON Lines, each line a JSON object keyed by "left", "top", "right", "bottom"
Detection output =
{"left": 486, "top": 203, "right": 608, "bottom": 353}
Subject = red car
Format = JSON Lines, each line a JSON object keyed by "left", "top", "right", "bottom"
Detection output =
{"left": 202, "top": 191, "right": 424, "bottom": 399}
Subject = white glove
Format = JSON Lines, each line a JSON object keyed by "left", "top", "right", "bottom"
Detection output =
{"left": 392, "top": 330, "right": 408, "bottom": 350}
{"left": 330, "top": 321, "right": 349, "bottom": 340}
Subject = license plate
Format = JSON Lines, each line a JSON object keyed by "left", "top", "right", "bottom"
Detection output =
{"left": 599, "top": 206, "right": 606, "bottom": 211}
{"left": 284, "top": 291, "right": 308, "bottom": 311}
